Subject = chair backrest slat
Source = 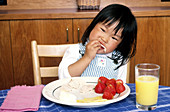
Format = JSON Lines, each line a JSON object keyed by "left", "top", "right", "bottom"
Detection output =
{"left": 40, "top": 67, "right": 58, "bottom": 77}
{"left": 31, "top": 40, "right": 75, "bottom": 85}
{"left": 37, "top": 45, "right": 73, "bottom": 57}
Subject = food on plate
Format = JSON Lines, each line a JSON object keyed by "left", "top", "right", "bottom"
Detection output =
{"left": 60, "top": 79, "right": 86, "bottom": 92}
{"left": 95, "top": 76, "right": 126, "bottom": 100}
{"left": 104, "top": 84, "right": 116, "bottom": 96}
{"left": 116, "top": 82, "right": 126, "bottom": 94}
{"left": 68, "top": 79, "right": 86, "bottom": 89}
{"left": 98, "top": 76, "right": 109, "bottom": 84}
{"left": 102, "top": 91, "right": 114, "bottom": 100}
{"left": 58, "top": 77, "right": 126, "bottom": 103}
{"left": 59, "top": 90, "right": 77, "bottom": 103}
{"left": 79, "top": 85, "right": 94, "bottom": 93}
{"left": 116, "top": 79, "right": 123, "bottom": 84}
{"left": 77, "top": 96, "right": 107, "bottom": 103}
{"left": 58, "top": 79, "right": 97, "bottom": 103}
{"left": 60, "top": 84, "right": 73, "bottom": 92}
{"left": 95, "top": 81, "right": 106, "bottom": 93}
{"left": 106, "top": 78, "right": 116, "bottom": 87}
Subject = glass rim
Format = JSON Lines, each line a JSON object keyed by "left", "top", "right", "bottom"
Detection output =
{"left": 135, "top": 63, "right": 160, "bottom": 71}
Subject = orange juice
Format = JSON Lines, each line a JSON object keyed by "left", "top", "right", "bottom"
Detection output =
{"left": 136, "top": 75, "right": 159, "bottom": 105}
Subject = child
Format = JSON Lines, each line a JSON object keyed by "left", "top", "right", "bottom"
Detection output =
{"left": 59, "top": 4, "right": 137, "bottom": 82}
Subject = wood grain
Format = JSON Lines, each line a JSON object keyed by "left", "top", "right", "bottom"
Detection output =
{"left": 10, "top": 19, "right": 73, "bottom": 85}
{"left": 0, "top": 21, "right": 14, "bottom": 90}
{"left": 39, "top": 19, "right": 73, "bottom": 84}
{"left": 10, "top": 20, "right": 40, "bottom": 85}
{"left": 1, "top": 0, "right": 170, "bottom": 10}
{"left": 164, "top": 17, "right": 170, "bottom": 86}
{"left": 101, "top": 0, "right": 170, "bottom": 8}
{"left": 1, "top": 7, "right": 170, "bottom": 20}
{"left": 129, "top": 17, "right": 169, "bottom": 86}
{"left": 73, "top": 18, "right": 93, "bottom": 43}
{"left": 0, "top": 0, "right": 77, "bottom": 10}
{"left": 129, "top": 58, "right": 135, "bottom": 83}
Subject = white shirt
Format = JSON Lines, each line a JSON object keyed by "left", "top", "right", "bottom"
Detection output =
{"left": 58, "top": 44, "right": 127, "bottom": 82}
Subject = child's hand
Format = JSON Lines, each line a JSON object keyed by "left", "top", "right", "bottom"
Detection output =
{"left": 84, "top": 40, "right": 101, "bottom": 60}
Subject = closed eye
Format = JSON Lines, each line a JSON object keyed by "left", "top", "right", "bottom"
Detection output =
{"left": 112, "top": 37, "right": 118, "bottom": 41}
{"left": 100, "top": 28, "right": 105, "bottom": 32}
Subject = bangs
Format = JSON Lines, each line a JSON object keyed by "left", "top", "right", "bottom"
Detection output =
{"left": 102, "top": 18, "right": 124, "bottom": 38}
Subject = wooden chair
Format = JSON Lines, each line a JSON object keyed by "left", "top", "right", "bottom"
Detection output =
{"left": 126, "top": 62, "right": 130, "bottom": 83}
{"left": 31, "top": 40, "right": 75, "bottom": 85}
{"left": 31, "top": 40, "right": 130, "bottom": 85}
{"left": 117, "top": 61, "right": 130, "bottom": 83}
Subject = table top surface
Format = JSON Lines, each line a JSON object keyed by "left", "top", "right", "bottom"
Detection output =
{"left": 0, "top": 83, "right": 170, "bottom": 112}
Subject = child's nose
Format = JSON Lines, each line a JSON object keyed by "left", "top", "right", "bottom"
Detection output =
{"left": 100, "top": 36, "right": 108, "bottom": 43}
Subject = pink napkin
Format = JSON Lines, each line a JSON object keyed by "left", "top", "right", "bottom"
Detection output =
{"left": 0, "top": 85, "right": 44, "bottom": 112}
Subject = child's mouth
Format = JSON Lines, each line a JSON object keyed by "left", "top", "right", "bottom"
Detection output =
{"left": 100, "top": 44, "right": 106, "bottom": 53}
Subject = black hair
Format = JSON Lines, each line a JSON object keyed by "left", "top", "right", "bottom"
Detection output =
{"left": 81, "top": 4, "right": 137, "bottom": 69}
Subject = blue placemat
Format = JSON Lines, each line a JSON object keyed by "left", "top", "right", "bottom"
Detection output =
{"left": 1, "top": 84, "right": 170, "bottom": 112}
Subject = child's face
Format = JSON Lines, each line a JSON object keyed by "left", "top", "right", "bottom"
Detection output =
{"left": 89, "top": 21, "right": 123, "bottom": 54}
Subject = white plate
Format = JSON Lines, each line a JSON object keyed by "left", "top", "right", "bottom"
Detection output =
{"left": 42, "top": 77, "right": 130, "bottom": 108}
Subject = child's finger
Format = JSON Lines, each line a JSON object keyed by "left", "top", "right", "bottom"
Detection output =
{"left": 89, "top": 40, "right": 100, "bottom": 46}
{"left": 87, "top": 41, "right": 100, "bottom": 49}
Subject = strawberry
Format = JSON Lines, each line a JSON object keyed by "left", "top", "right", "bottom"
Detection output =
{"left": 102, "top": 91, "right": 114, "bottom": 100}
{"left": 104, "top": 84, "right": 116, "bottom": 96}
{"left": 116, "top": 83, "right": 125, "bottom": 94}
{"left": 98, "top": 76, "right": 109, "bottom": 85}
{"left": 116, "top": 79, "right": 123, "bottom": 84}
{"left": 106, "top": 78, "right": 116, "bottom": 87}
{"left": 95, "top": 81, "right": 106, "bottom": 93}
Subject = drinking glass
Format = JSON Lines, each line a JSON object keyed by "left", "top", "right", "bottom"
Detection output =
{"left": 135, "top": 63, "right": 160, "bottom": 110}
